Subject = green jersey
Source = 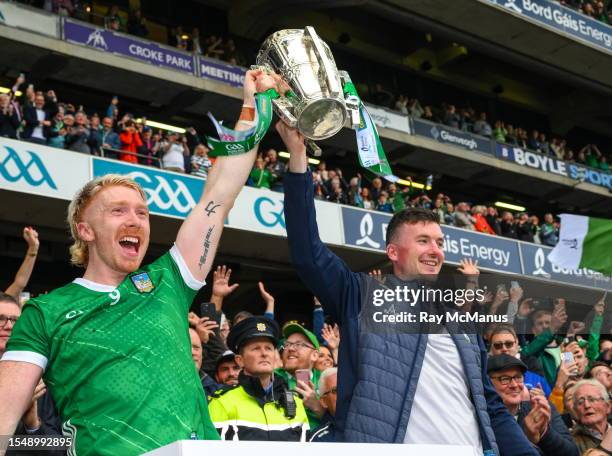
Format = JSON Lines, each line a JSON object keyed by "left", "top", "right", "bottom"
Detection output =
{"left": 3, "top": 246, "right": 219, "bottom": 455}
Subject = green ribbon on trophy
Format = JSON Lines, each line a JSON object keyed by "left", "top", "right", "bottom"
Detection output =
{"left": 342, "top": 81, "right": 398, "bottom": 182}
{"left": 206, "top": 88, "right": 280, "bottom": 157}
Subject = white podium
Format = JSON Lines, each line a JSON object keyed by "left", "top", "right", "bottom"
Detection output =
{"left": 143, "top": 440, "right": 478, "bottom": 456}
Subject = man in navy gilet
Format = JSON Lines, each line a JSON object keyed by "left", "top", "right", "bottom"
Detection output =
{"left": 277, "top": 121, "right": 538, "bottom": 455}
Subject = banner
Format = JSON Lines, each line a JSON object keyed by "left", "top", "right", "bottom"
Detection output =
{"left": 412, "top": 118, "right": 493, "bottom": 154}
{"left": 227, "top": 186, "right": 343, "bottom": 245}
{"left": 340, "top": 206, "right": 523, "bottom": 274}
{"left": 63, "top": 19, "right": 197, "bottom": 75}
{"left": 0, "top": 2, "right": 59, "bottom": 38}
{"left": 364, "top": 104, "right": 411, "bottom": 134}
{"left": 199, "top": 57, "right": 246, "bottom": 87}
{"left": 0, "top": 137, "right": 89, "bottom": 200}
{"left": 92, "top": 158, "right": 205, "bottom": 219}
{"left": 496, "top": 144, "right": 612, "bottom": 190}
{"left": 520, "top": 242, "right": 612, "bottom": 291}
{"left": 487, "top": 0, "right": 612, "bottom": 54}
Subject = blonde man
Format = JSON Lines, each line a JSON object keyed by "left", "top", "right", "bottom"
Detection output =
{"left": 0, "top": 69, "right": 277, "bottom": 456}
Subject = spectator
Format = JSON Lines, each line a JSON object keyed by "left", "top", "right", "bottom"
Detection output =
{"left": 214, "top": 351, "right": 241, "bottom": 387}
{"left": 359, "top": 187, "right": 374, "bottom": 210}
{"left": 276, "top": 323, "right": 323, "bottom": 428}
{"left": 422, "top": 105, "right": 438, "bottom": 122}
{"left": 208, "top": 317, "right": 310, "bottom": 441}
{"left": 370, "top": 177, "right": 383, "bottom": 201}
{"left": 188, "top": 326, "right": 220, "bottom": 398}
{"left": 265, "top": 149, "right": 286, "bottom": 191}
{"left": 472, "top": 205, "right": 496, "bottom": 235}
{"left": 138, "top": 127, "right": 159, "bottom": 167}
{"left": 249, "top": 156, "right": 274, "bottom": 189}
{"left": 493, "top": 121, "right": 507, "bottom": 143}
{"left": 489, "top": 324, "right": 551, "bottom": 397}
{"left": 571, "top": 380, "right": 611, "bottom": 453}
{"left": 473, "top": 112, "right": 492, "bottom": 137}
{"left": 347, "top": 176, "right": 362, "bottom": 207}
{"left": 106, "top": 96, "right": 119, "bottom": 121}
{"left": 191, "top": 144, "right": 212, "bottom": 180}
{"left": 587, "top": 362, "right": 611, "bottom": 394}
{"left": 205, "top": 35, "right": 224, "bottom": 59}
{"left": 408, "top": 98, "right": 425, "bottom": 118}
{"left": 223, "top": 39, "right": 245, "bottom": 67}
{"left": 394, "top": 94, "right": 408, "bottom": 114}
{"left": 460, "top": 107, "right": 474, "bottom": 132}
{"left": 529, "top": 215, "right": 541, "bottom": 244}
{"left": 506, "top": 124, "right": 517, "bottom": 145}
{"left": 46, "top": 106, "right": 67, "bottom": 149}
{"left": 314, "top": 346, "right": 334, "bottom": 372}
{"left": 519, "top": 307, "right": 568, "bottom": 387}
{"left": 22, "top": 93, "right": 51, "bottom": 144}
{"left": 370, "top": 83, "right": 394, "bottom": 108}
{"left": 99, "top": 116, "right": 120, "bottom": 154}
{"left": 160, "top": 131, "right": 188, "bottom": 172}
{"left": 389, "top": 182, "right": 411, "bottom": 213}
{"left": 104, "top": 5, "right": 123, "bottom": 31}
{"left": 328, "top": 179, "right": 348, "bottom": 205}
{"left": 118, "top": 119, "right": 143, "bottom": 163}
{"left": 65, "top": 111, "right": 93, "bottom": 154}
{"left": 500, "top": 211, "right": 518, "bottom": 239}
{"left": 0, "top": 93, "right": 19, "bottom": 139}
{"left": 516, "top": 213, "right": 534, "bottom": 243}
{"left": 486, "top": 207, "right": 502, "bottom": 235}
{"left": 442, "top": 104, "right": 461, "bottom": 129}
{"left": 487, "top": 355, "right": 579, "bottom": 456}
{"left": 599, "top": 155, "right": 609, "bottom": 171}
{"left": 127, "top": 9, "right": 148, "bottom": 37}
{"left": 376, "top": 191, "right": 393, "bottom": 213}
{"left": 539, "top": 133, "right": 550, "bottom": 155}
{"left": 454, "top": 202, "right": 475, "bottom": 230}
{"left": 528, "top": 130, "right": 541, "bottom": 152}
{"left": 309, "top": 367, "right": 337, "bottom": 442}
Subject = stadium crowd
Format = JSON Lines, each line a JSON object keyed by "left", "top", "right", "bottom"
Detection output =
{"left": 557, "top": 0, "right": 612, "bottom": 24}
{"left": 1, "top": 224, "right": 610, "bottom": 453}
{"left": 0, "top": 75, "right": 564, "bottom": 247}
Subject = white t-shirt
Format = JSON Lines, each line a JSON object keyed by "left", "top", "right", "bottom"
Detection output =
{"left": 404, "top": 332, "right": 483, "bottom": 455}
{"left": 162, "top": 143, "right": 185, "bottom": 171}
{"left": 32, "top": 108, "right": 46, "bottom": 139}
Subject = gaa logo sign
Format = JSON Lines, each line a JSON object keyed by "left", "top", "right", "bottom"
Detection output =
{"left": 0, "top": 146, "right": 57, "bottom": 189}
{"left": 127, "top": 170, "right": 197, "bottom": 215}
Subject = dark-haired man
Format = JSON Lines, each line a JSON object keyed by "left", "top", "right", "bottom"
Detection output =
{"left": 277, "top": 121, "right": 537, "bottom": 454}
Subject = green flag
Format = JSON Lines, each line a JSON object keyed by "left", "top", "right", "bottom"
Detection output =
{"left": 548, "top": 214, "right": 612, "bottom": 274}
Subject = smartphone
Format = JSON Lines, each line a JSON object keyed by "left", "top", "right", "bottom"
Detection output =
{"left": 561, "top": 352, "right": 574, "bottom": 364}
{"left": 199, "top": 302, "right": 219, "bottom": 324}
{"left": 19, "top": 291, "right": 30, "bottom": 303}
{"left": 510, "top": 281, "right": 520, "bottom": 290}
{"left": 295, "top": 369, "right": 311, "bottom": 385}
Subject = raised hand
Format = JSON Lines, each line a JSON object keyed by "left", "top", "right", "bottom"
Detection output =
{"left": 23, "top": 227, "right": 39, "bottom": 254}
{"left": 509, "top": 284, "right": 524, "bottom": 303}
{"left": 258, "top": 282, "right": 275, "bottom": 306}
{"left": 457, "top": 258, "right": 479, "bottom": 276}
{"left": 212, "top": 265, "right": 239, "bottom": 298}
{"left": 188, "top": 312, "right": 219, "bottom": 345}
{"left": 322, "top": 323, "right": 340, "bottom": 351}
{"left": 368, "top": 269, "right": 382, "bottom": 282}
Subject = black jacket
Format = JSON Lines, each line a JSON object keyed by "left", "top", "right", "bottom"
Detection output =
{"left": 0, "top": 108, "right": 20, "bottom": 138}
{"left": 517, "top": 400, "right": 579, "bottom": 456}
{"left": 22, "top": 106, "right": 50, "bottom": 140}
{"left": 308, "top": 413, "right": 337, "bottom": 442}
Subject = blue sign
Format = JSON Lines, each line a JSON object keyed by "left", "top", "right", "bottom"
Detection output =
{"left": 199, "top": 57, "right": 245, "bottom": 88}
{"left": 520, "top": 242, "right": 612, "bottom": 291}
{"left": 497, "top": 144, "right": 612, "bottom": 190}
{"left": 488, "top": 0, "right": 612, "bottom": 54}
{"left": 412, "top": 118, "right": 493, "bottom": 155}
{"left": 341, "top": 206, "right": 523, "bottom": 274}
{"left": 64, "top": 19, "right": 196, "bottom": 75}
{"left": 92, "top": 159, "right": 204, "bottom": 219}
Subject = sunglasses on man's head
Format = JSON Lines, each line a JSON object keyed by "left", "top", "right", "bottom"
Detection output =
{"left": 492, "top": 341, "right": 515, "bottom": 350}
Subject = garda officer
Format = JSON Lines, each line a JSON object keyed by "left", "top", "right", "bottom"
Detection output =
{"left": 208, "top": 316, "right": 309, "bottom": 441}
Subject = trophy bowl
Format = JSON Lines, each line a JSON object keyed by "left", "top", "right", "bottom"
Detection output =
{"left": 256, "top": 27, "right": 348, "bottom": 141}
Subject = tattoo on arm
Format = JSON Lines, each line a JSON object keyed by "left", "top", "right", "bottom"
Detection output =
{"left": 198, "top": 226, "right": 215, "bottom": 270}
{"left": 205, "top": 201, "right": 221, "bottom": 217}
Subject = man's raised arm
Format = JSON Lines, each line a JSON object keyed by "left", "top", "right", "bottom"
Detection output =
{"left": 277, "top": 121, "right": 360, "bottom": 323}
{"left": 175, "top": 70, "right": 277, "bottom": 282}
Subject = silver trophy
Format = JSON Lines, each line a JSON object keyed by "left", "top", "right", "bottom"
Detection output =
{"left": 255, "top": 26, "right": 360, "bottom": 148}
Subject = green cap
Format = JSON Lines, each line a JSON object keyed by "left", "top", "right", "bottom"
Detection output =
{"left": 282, "top": 322, "right": 320, "bottom": 350}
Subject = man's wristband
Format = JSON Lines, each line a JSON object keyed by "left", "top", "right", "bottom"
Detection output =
{"left": 28, "top": 251, "right": 38, "bottom": 257}
{"left": 239, "top": 105, "right": 255, "bottom": 122}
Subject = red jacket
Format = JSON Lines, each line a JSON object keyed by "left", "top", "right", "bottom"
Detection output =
{"left": 473, "top": 213, "right": 496, "bottom": 235}
{"left": 119, "top": 130, "right": 143, "bottom": 163}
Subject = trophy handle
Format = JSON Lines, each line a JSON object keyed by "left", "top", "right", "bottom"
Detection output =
{"left": 304, "top": 26, "right": 342, "bottom": 98}
{"left": 306, "top": 140, "right": 322, "bottom": 157}
{"left": 339, "top": 70, "right": 361, "bottom": 129}
{"left": 272, "top": 97, "right": 298, "bottom": 128}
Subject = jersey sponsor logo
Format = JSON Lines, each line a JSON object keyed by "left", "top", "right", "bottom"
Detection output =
{"left": 130, "top": 272, "right": 155, "bottom": 293}
{"left": 65, "top": 309, "right": 84, "bottom": 320}
{"left": 0, "top": 146, "right": 57, "bottom": 189}
{"left": 109, "top": 289, "right": 121, "bottom": 305}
